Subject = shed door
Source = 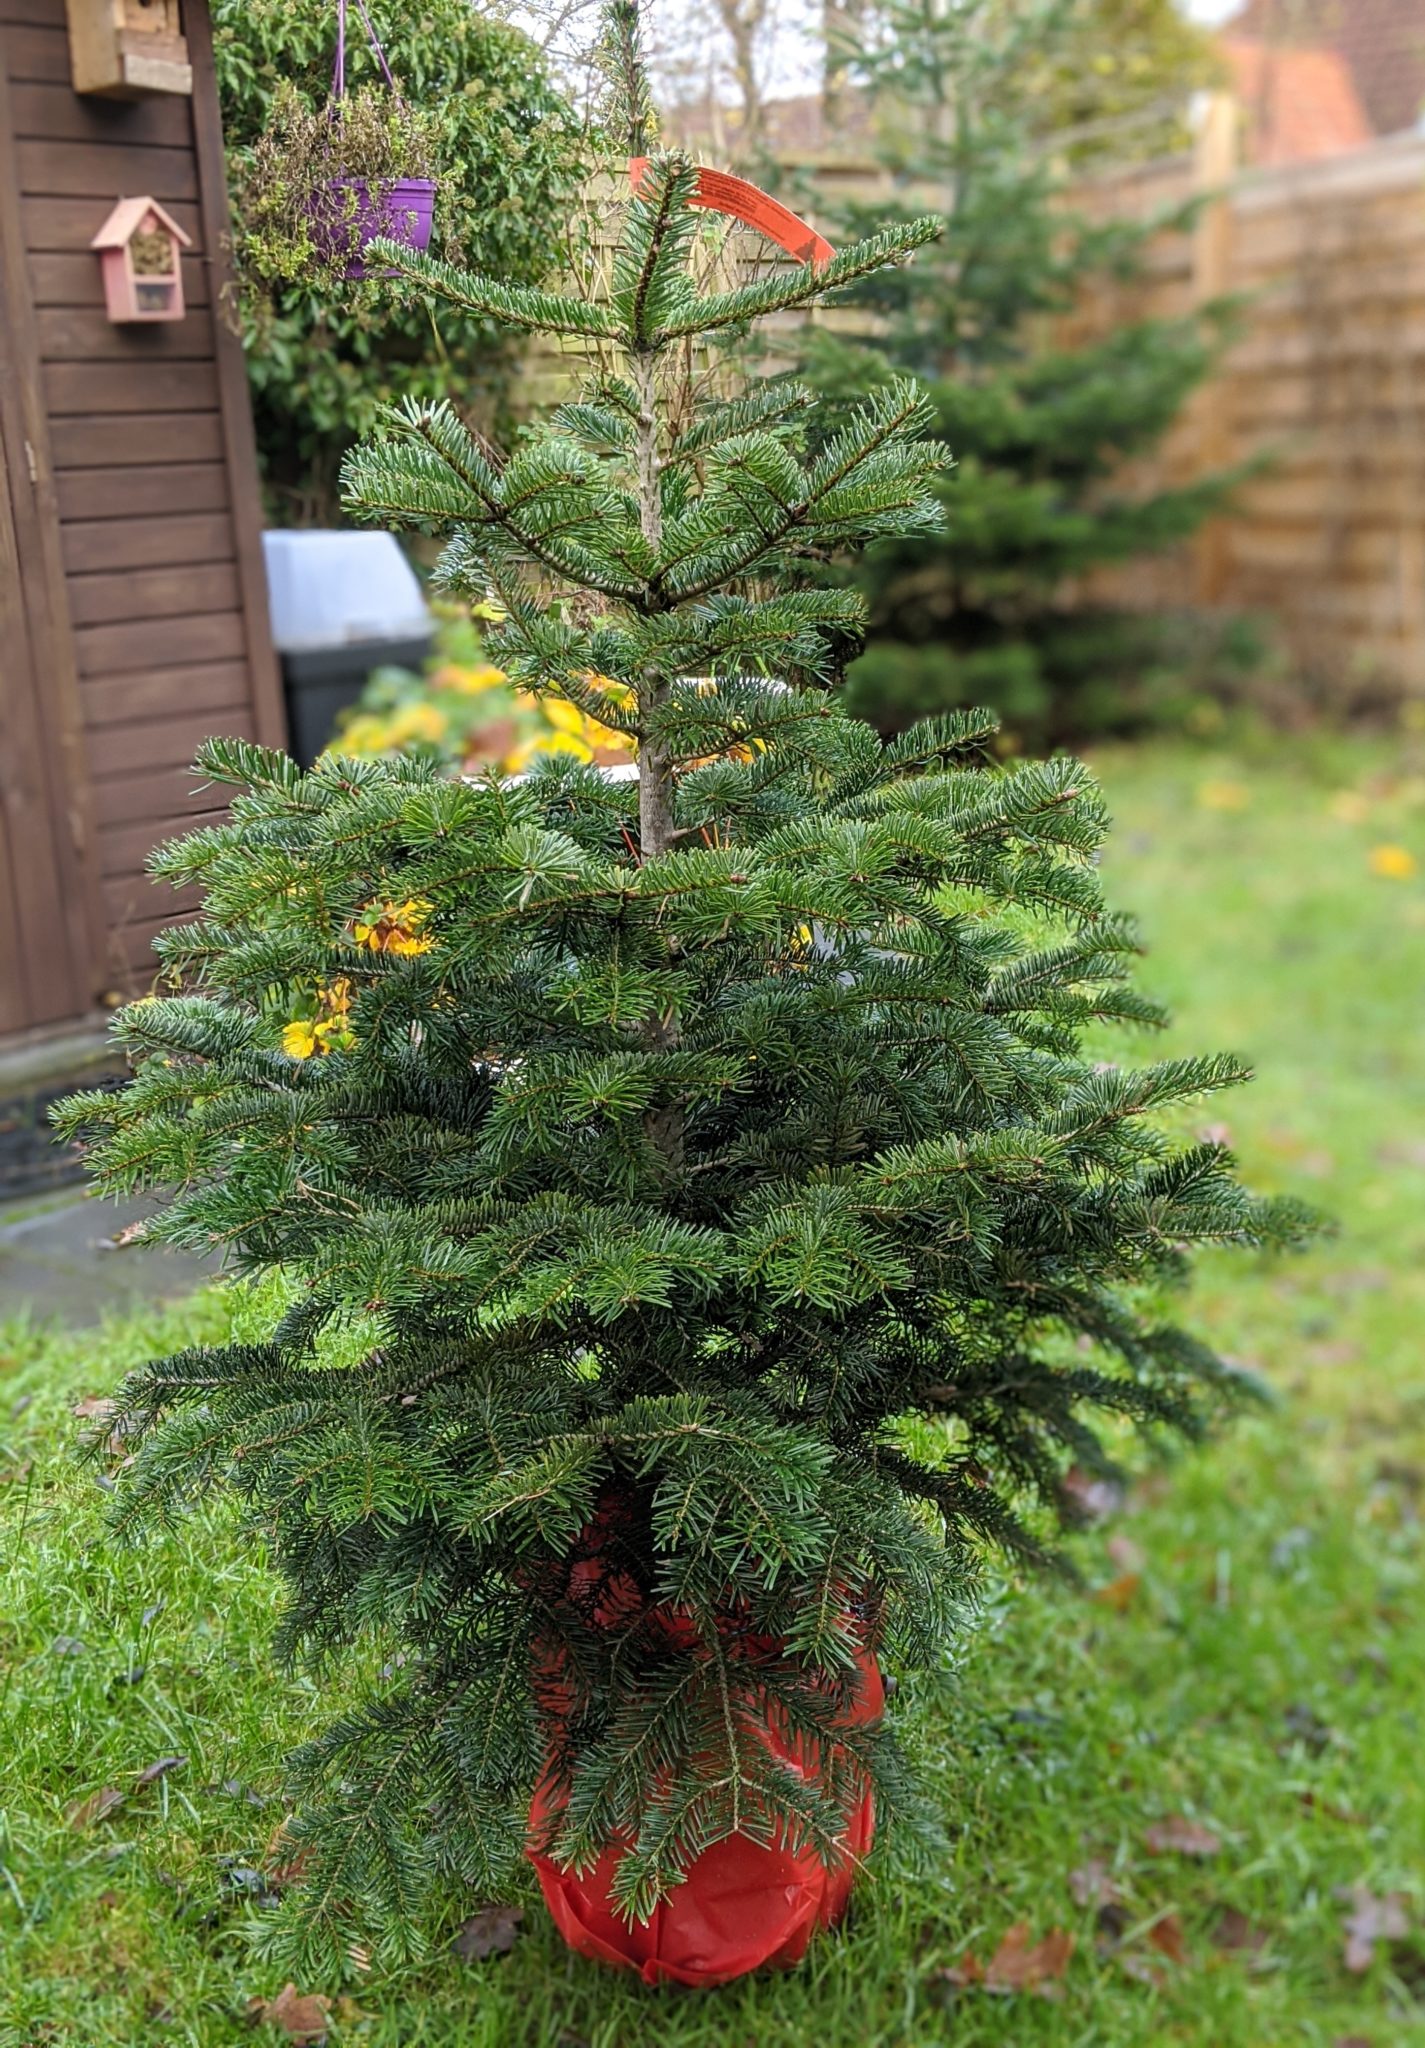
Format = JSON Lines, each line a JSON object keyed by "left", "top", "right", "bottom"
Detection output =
{"left": 0, "top": 130, "right": 94, "bottom": 1033}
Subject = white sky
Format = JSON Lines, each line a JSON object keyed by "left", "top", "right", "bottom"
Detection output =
{"left": 521, "top": 0, "right": 1246, "bottom": 110}
{"left": 658, "top": 0, "right": 1246, "bottom": 104}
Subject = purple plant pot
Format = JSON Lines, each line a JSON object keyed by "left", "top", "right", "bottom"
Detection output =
{"left": 305, "top": 176, "right": 436, "bottom": 279}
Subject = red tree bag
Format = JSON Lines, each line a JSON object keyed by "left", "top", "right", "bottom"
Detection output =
{"left": 526, "top": 1492, "right": 884, "bottom": 1987}
{"left": 528, "top": 1648, "right": 881, "bottom": 1987}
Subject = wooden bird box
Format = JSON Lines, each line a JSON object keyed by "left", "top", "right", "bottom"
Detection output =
{"left": 91, "top": 196, "right": 191, "bottom": 322}
{"left": 66, "top": 0, "right": 192, "bottom": 97}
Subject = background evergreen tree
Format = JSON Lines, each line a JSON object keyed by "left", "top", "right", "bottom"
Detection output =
{"left": 56, "top": 1, "right": 1311, "bottom": 1976}
{"left": 799, "top": 0, "right": 1251, "bottom": 743}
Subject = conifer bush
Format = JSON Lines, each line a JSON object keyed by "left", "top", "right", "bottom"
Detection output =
{"left": 56, "top": 6, "right": 1312, "bottom": 1977}
{"left": 800, "top": 0, "right": 1252, "bottom": 744}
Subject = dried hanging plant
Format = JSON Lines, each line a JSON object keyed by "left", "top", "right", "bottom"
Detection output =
{"left": 233, "top": 79, "right": 442, "bottom": 292}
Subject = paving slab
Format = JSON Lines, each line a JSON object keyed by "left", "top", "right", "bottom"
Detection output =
{"left": 0, "top": 1188, "right": 221, "bottom": 1329}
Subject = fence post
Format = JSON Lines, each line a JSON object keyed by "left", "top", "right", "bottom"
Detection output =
{"left": 1191, "top": 90, "right": 1240, "bottom": 605}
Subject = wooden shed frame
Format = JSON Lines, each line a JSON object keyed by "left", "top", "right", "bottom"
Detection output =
{"left": 0, "top": 0, "right": 282, "bottom": 1048}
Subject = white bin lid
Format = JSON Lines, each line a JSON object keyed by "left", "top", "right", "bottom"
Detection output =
{"left": 262, "top": 529, "right": 431, "bottom": 652}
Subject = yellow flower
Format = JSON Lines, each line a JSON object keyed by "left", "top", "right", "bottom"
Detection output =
{"left": 386, "top": 702, "right": 448, "bottom": 746}
{"left": 1196, "top": 779, "right": 1250, "bottom": 813}
{"left": 326, "top": 713, "right": 393, "bottom": 758}
{"left": 1369, "top": 844, "right": 1418, "bottom": 880}
{"left": 1328, "top": 790, "right": 1371, "bottom": 824}
{"left": 353, "top": 898, "right": 436, "bottom": 955}
{"left": 437, "top": 661, "right": 506, "bottom": 698}
{"left": 283, "top": 977, "right": 356, "bottom": 1058}
{"left": 317, "top": 976, "right": 352, "bottom": 1025}
{"left": 282, "top": 1018, "right": 319, "bottom": 1060}
{"left": 542, "top": 696, "right": 588, "bottom": 739}
{"left": 526, "top": 730, "right": 596, "bottom": 767}
{"left": 580, "top": 669, "right": 634, "bottom": 711}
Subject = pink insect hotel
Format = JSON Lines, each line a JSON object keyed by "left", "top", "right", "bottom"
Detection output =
{"left": 91, "top": 196, "right": 191, "bottom": 323}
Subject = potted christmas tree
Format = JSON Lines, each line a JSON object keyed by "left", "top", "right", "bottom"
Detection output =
{"left": 56, "top": 3, "right": 1311, "bottom": 1988}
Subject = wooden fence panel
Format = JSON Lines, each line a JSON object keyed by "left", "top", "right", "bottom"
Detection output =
{"left": 1064, "top": 119, "right": 1425, "bottom": 703}
{"left": 769, "top": 122, "right": 1425, "bottom": 704}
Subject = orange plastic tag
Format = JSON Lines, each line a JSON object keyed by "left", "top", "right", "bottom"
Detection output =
{"left": 628, "top": 157, "right": 834, "bottom": 270}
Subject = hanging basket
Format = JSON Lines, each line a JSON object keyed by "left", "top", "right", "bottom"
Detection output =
{"left": 303, "top": 0, "right": 437, "bottom": 279}
{"left": 525, "top": 1490, "right": 884, "bottom": 1988}
{"left": 305, "top": 175, "right": 436, "bottom": 280}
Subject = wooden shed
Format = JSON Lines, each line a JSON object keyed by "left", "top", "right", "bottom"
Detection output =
{"left": 0, "top": 0, "right": 281, "bottom": 1050}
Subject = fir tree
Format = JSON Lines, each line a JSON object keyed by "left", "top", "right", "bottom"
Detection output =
{"left": 55, "top": 1, "right": 1311, "bottom": 1975}
{"left": 800, "top": 0, "right": 1249, "bottom": 743}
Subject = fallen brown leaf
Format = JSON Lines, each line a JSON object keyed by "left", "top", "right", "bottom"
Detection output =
{"left": 983, "top": 1922, "right": 1075, "bottom": 1998}
{"left": 134, "top": 1756, "right": 186, "bottom": 1786}
{"left": 1093, "top": 1571, "right": 1141, "bottom": 1613}
{"left": 268, "top": 1850, "right": 312, "bottom": 1892}
{"left": 0, "top": 1459, "right": 33, "bottom": 1485}
{"left": 1094, "top": 1901, "right": 1131, "bottom": 1948}
{"left": 1146, "top": 1911, "right": 1189, "bottom": 1966}
{"left": 1377, "top": 1138, "right": 1425, "bottom": 1171}
{"left": 1336, "top": 1885, "right": 1409, "bottom": 1974}
{"left": 247, "top": 1984, "right": 331, "bottom": 2044}
{"left": 451, "top": 1904, "right": 524, "bottom": 1962}
{"left": 1118, "top": 1949, "right": 1166, "bottom": 1988}
{"left": 66, "top": 1785, "right": 125, "bottom": 1829}
{"left": 71, "top": 1396, "right": 115, "bottom": 1421}
{"left": 940, "top": 1950, "right": 984, "bottom": 1988}
{"left": 1308, "top": 1342, "right": 1361, "bottom": 1370}
{"left": 1300, "top": 1790, "right": 1368, "bottom": 1826}
{"left": 1321, "top": 1266, "right": 1390, "bottom": 1297}
{"left": 1211, "top": 1906, "right": 1269, "bottom": 1957}
{"left": 1144, "top": 1816, "right": 1221, "bottom": 1858}
{"left": 1069, "top": 1857, "right": 1123, "bottom": 1908}
{"left": 1280, "top": 1703, "right": 1333, "bottom": 1756}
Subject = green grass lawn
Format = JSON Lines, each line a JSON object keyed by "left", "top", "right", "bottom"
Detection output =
{"left": 2, "top": 730, "right": 1423, "bottom": 2048}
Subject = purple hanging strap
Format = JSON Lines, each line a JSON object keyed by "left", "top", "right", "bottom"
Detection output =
{"left": 352, "top": 0, "right": 398, "bottom": 91}
{"left": 330, "top": 0, "right": 399, "bottom": 102}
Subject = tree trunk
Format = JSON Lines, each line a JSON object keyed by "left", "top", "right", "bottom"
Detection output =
{"left": 712, "top": 0, "right": 767, "bottom": 156}
{"left": 631, "top": 348, "right": 684, "bottom": 1173}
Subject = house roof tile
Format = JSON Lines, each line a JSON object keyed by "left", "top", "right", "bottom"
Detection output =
{"left": 1226, "top": 0, "right": 1425, "bottom": 137}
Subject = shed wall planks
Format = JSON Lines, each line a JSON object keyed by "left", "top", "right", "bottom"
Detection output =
{"left": 61, "top": 506, "right": 234, "bottom": 568}
{"left": 0, "top": 0, "right": 281, "bottom": 1035}
{"left": 47, "top": 410, "right": 224, "bottom": 466}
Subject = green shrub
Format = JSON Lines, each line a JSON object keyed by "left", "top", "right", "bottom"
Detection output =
{"left": 800, "top": 0, "right": 1253, "bottom": 744}
{"left": 214, "top": 0, "right": 585, "bottom": 521}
